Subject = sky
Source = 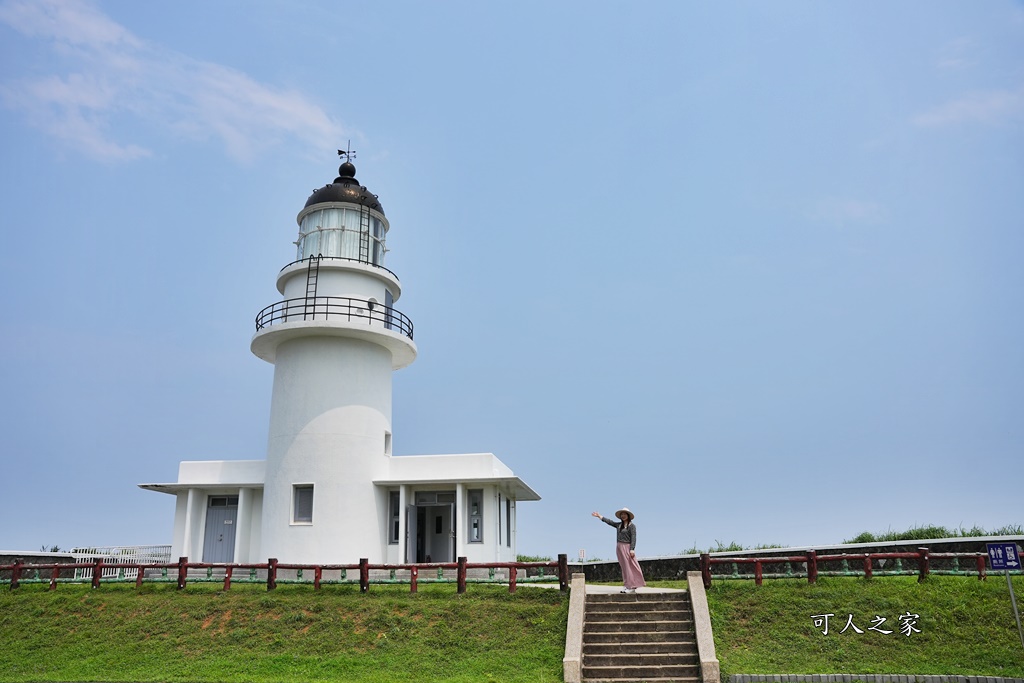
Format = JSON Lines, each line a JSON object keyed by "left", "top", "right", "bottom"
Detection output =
{"left": 0, "top": 0, "right": 1022, "bottom": 561}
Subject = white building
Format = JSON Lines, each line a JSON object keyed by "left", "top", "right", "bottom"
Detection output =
{"left": 141, "top": 158, "right": 538, "bottom": 565}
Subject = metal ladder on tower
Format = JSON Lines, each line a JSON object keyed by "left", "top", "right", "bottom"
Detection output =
{"left": 358, "top": 202, "right": 372, "bottom": 264}
{"left": 304, "top": 255, "right": 321, "bottom": 320}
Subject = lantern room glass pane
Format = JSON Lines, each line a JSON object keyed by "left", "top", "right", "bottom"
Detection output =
{"left": 296, "top": 208, "right": 387, "bottom": 265}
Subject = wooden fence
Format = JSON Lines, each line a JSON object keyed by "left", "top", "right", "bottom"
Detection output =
{"left": 699, "top": 547, "right": 991, "bottom": 587}
{"left": 2, "top": 554, "right": 570, "bottom": 594}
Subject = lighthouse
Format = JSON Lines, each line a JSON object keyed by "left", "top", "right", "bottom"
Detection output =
{"left": 141, "top": 154, "right": 538, "bottom": 566}
{"left": 250, "top": 154, "right": 415, "bottom": 563}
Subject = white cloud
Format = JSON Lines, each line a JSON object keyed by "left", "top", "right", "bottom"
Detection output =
{"left": 914, "top": 87, "right": 1024, "bottom": 127}
{"left": 0, "top": 0, "right": 345, "bottom": 163}
{"left": 0, "top": 0, "right": 139, "bottom": 48}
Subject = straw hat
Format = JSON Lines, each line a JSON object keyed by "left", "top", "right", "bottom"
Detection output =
{"left": 615, "top": 507, "right": 634, "bottom": 521}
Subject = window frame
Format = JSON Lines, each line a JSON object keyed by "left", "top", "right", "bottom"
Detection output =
{"left": 468, "top": 489, "right": 484, "bottom": 544}
{"left": 388, "top": 490, "right": 401, "bottom": 544}
{"left": 292, "top": 484, "right": 314, "bottom": 525}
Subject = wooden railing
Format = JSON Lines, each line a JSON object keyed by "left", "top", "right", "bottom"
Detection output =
{"left": 699, "top": 547, "right": 990, "bottom": 588}
{"left": 1, "top": 554, "right": 570, "bottom": 594}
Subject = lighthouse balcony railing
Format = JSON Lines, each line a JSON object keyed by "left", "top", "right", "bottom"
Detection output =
{"left": 255, "top": 296, "right": 414, "bottom": 340}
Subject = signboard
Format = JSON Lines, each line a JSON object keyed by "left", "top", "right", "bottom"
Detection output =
{"left": 988, "top": 541, "right": 1024, "bottom": 651}
{"left": 988, "top": 542, "right": 1021, "bottom": 571}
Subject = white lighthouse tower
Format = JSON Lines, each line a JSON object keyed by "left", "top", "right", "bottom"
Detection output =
{"left": 141, "top": 154, "right": 539, "bottom": 566}
{"left": 250, "top": 153, "right": 416, "bottom": 564}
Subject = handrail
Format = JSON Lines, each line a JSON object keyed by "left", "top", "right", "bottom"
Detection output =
{"left": 0, "top": 555, "right": 570, "bottom": 594}
{"left": 279, "top": 255, "right": 400, "bottom": 282}
{"left": 698, "top": 548, "right": 994, "bottom": 587}
{"left": 254, "top": 295, "right": 414, "bottom": 340}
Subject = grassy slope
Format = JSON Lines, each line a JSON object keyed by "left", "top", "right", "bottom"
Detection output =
{"left": 703, "top": 574, "right": 1024, "bottom": 677}
{"left": 0, "top": 583, "right": 568, "bottom": 683}
{"left": 5, "top": 575, "right": 1023, "bottom": 681}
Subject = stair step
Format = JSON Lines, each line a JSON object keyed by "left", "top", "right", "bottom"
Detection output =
{"left": 583, "top": 664, "right": 700, "bottom": 679}
{"left": 584, "top": 641, "right": 697, "bottom": 655}
{"left": 586, "top": 593, "right": 688, "bottom": 603}
{"left": 585, "top": 620, "right": 692, "bottom": 633}
{"left": 588, "top": 609, "right": 694, "bottom": 620}
{"left": 583, "top": 630, "right": 693, "bottom": 645}
{"left": 585, "top": 653, "right": 699, "bottom": 667}
{"left": 588, "top": 601, "right": 693, "bottom": 613}
{"left": 583, "top": 678, "right": 700, "bottom": 683}
{"left": 587, "top": 610, "right": 691, "bottom": 622}
{"left": 587, "top": 600, "right": 691, "bottom": 609}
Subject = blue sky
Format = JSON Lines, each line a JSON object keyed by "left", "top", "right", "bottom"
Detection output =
{"left": 1, "top": 0, "right": 1021, "bottom": 560}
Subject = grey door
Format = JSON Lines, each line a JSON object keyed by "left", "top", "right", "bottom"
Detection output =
{"left": 202, "top": 496, "right": 238, "bottom": 563}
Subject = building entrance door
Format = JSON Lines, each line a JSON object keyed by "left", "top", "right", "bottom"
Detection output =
{"left": 202, "top": 496, "right": 238, "bottom": 563}
{"left": 409, "top": 503, "right": 455, "bottom": 562}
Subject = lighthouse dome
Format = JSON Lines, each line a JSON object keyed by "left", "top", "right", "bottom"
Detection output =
{"left": 303, "top": 162, "right": 384, "bottom": 214}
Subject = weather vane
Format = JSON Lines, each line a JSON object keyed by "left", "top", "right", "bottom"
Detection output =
{"left": 338, "top": 141, "right": 356, "bottom": 162}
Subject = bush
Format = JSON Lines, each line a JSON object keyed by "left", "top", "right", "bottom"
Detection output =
{"left": 843, "top": 523, "right": 1022, "bottom": 544}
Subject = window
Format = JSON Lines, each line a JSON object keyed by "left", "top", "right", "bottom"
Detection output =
{"left": 506, "top": 499, "right": 512, "bottom": 547}
{"left": 468, "top": 489, "right": 483, "bottom": 543}
{"left": 293, "top": 485, "right": 313, "bottom": 524}
{"left": 498, "top": 493, "right": 502, "bottom": 546}
{"left": 295, "top": 208, "right": 388, "bottom": 265}
{"left": 385, "top": 289, "right": 395, "bottom": 331}
{"left": 388, "top": 491, "right": 400, "bottom": 544}
{"left": 415, "top": 491, "right": 454, "bottom": 505}
{"left": 384, "top": 431, "right": 392, "bottom": 456}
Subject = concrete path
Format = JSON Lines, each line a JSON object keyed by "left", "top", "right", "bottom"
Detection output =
{"left": 583, "top": 583, "right": 687, "bottom": 594}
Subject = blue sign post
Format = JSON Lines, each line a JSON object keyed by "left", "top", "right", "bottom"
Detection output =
{"left": 988, "top": 542, "right": 1024, "bottom": 650}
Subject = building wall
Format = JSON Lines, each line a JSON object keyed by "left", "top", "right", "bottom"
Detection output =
{"left": 281, "top": 266, "right": 397, "bottom": 304}
{"left": 260, "top": 335, "right": 393, "bottom": 563}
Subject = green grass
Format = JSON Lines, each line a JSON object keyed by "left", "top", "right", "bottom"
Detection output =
{"left": 0, "top": 582, "right": 568, "bottom": 683}
{"left": 698, "top": 574, "right": 1024, "bottom": 677}
{"left": 7, "top": 574, "right": 1024, "bottom": 681}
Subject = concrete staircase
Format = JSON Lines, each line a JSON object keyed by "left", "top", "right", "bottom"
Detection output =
{"left": 582, "top": 591, "right": 700, "bottom": 683}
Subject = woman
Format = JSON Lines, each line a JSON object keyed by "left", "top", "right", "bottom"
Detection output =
{"left": 592, "top": 507, "right": 646, "bottom": 592}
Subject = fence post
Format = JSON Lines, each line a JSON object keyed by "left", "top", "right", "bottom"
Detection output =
{"left": 700, "top": 553, "right": 711, "bottom": 589}
{"left": 863, "top": 554, "right": 872, "bottom": 580}
{"left": 558, "top": 554, "right": 568, "bottom": 592}
{"left": 92, "top": 558, "right": 103, "bottom": 589}
{"left": 509, "top": 565, "right": 517, "bottom": 593}
{"left": 10, "top": 558, "right": 23, "bottom": 590}
{"left": 457, "top": 557, "right": 467, "bottom": 594}
{"left": 135, "top": 564, "right": 145, "bottom": 589}
{"left": 176, "top": 557, "right": 188, "bottom": 590}
{"left": 359, "top": 558, "right": 369, "bottom": 593}
{"left": 754, "top": 560, "right": 763, "bottom": 586}
{"left": 977, "top": 554, "right": 987, "bottom": 581}
{"left": 223, "top": 566, "right": 233, "bottom": 591}
{"left": 267, "top": 558, "right": 278, "bottom": 590}
{"left": 50, "top": 565, "right": 61, "bottom": 591}
{"left": 314, "top": 566, "right": 322, "bottom": 590}
{"left": 410, "top": 565, "right": 418, "bottom": 593}
{"left": 807, "top": 550, "right": 817, "bottom": 584}
{"left": 917, "top": 547, "right": 930, "bottom": 583}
